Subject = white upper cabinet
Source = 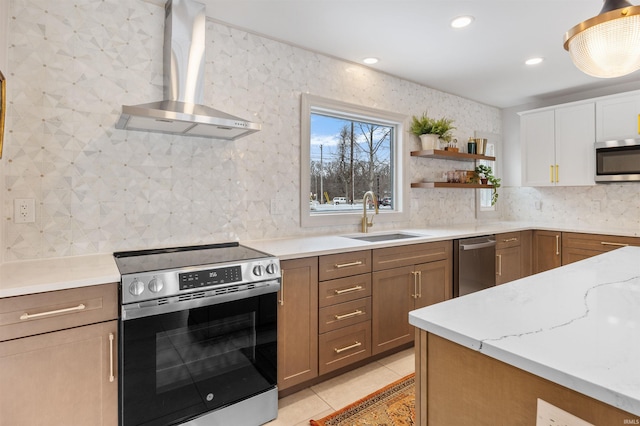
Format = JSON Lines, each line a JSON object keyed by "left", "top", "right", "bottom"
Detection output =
{"left": 595, "top": 92, "right": 640, "bottom": 142}
{"left": 520, "top": 102, "right": 595, "bottom": 187}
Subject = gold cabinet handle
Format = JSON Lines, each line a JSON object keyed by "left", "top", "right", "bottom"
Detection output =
{"left": 411, "top": 271, "right": 418, "bottom": 299}
{"left": 334, "top": 260, "right": 363, "bottom": 269}
{"left": 496, "top": 254, "right": 502, "bottom": 276}
{"left": 109, "top": 333, "right": 115, "bottom": 383}
{"left": 555, "top": 234, "right": 560, "bottom": 256}
{"left": 555, "top": 164, "right": 559, "bottom": 183}
{"left": 278, "top": 271, "right": 285, "bottom": 306}
{"left": 20, "top": 303, "right": 86, "bottom": 320}
{"left": 416, "top": 270, "right": 422, "bottom": 299}
{"left": 501, "top": 237, "right": 518, "bottom": 243}
{"left": 550, "top": 165, "right": 554, "bottom": 183}
{"left": 334, "top": 285, "right": 363, "bottom": 295}
{"left": 334, "top": 341, "right": 362, "bottom": 354}
{"left": 334, "top": 310, "right": 363, "bottom": 320}
{"left": 600, "top": 241, "right": 629, "bottom": 247}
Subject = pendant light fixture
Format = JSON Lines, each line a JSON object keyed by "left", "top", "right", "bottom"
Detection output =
{"left": 563, "top": 0, "right": 640, "bottom": 78}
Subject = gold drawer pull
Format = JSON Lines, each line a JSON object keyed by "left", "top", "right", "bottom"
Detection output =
{"left": 600, "top": 241, "right": 629, "bottom": 247}
{"left": 109, "top": 333, "right": 115, "bottom": 383}
{"left": 334, "top": 285, "right": 363, "bottom": 295}
{"left": 20, "top": 303, "right": 86, "bottom": 320}
{"left": 501, "top": 237, "right": 518, "bottom": 243}
{"left": 334, "top": 260, "right": 363, "bottom": 269}
{"left": 334, "top": 341, "right": 362, "bottom": 354}
{"left": 334, "top": 310, "right": 363, "bottom": 320}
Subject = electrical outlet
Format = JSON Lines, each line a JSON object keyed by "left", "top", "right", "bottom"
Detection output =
{"left": 536, "top": 399, "right": 594, "bottom": 426}
{"left": 14, "top": 198, "right": 36, "bottom": 224}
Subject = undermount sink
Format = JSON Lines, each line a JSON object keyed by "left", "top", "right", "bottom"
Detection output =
{"left": 344, "top": 232, "right": 424, "bottom": 243}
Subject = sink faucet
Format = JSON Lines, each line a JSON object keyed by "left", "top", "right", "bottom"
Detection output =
{"left": 361, "top": 191, "right": 379, "bottom": 233}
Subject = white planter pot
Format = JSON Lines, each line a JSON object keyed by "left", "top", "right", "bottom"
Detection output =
{"left": 419, "top": 134, "right": 439, "bottom": 150}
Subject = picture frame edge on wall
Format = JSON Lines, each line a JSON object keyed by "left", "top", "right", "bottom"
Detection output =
{"left": 0, "top": 69, "right": 5, "bottom": 159}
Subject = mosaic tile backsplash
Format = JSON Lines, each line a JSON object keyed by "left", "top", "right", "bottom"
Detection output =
{"left": 3, "top": 0, "right": 638, "bottom": 261}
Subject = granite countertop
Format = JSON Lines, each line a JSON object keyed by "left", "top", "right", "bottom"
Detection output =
{"left": 409, "top": 246, "right": 640, "bottom": 416}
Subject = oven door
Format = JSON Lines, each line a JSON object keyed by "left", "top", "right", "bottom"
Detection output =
{"left": 120, "top": 291, "right": 277, "bottom": 426}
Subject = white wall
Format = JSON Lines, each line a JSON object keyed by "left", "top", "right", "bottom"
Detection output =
{"left": 3, "top": 0, "right": 500, "bottom": 261}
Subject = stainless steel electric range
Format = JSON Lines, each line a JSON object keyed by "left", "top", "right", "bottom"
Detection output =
{"left": 114, "top": 242, "right": 280, "bottom": 426}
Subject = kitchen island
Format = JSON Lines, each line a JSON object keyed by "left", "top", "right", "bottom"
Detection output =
{"left": 409, "top": 246, "right": 640, "bottom": 425}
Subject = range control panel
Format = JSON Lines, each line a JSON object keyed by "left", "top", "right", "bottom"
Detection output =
{"left": 120, "top": 258, "right": 280, "bottom": 305}
{"left": 179, "top": 266, "right": 242, "bottom": 290}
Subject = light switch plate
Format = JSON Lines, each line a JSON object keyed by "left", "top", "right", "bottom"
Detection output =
{"left": 536, "top": 399, "right": 594, "bottom": 426}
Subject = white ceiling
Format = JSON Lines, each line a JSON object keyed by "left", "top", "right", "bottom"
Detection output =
{"left": 200, "top": 0, "right": 640, "bottom": 109}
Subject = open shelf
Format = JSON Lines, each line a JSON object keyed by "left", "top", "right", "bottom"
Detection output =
{"left": 411, "top": 182, "right": 495, "bottom": 189}
{"left": 410, "top": 149, "right": 495, "bottom": 162}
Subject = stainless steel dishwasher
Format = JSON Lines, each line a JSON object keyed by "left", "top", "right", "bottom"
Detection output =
{"left": 454, "top": 235, "right": 496, "bottom": 297}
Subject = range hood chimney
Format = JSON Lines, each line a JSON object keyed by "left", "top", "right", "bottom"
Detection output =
{"left": 115, "top": 0, "right": 261, "bottom": 140}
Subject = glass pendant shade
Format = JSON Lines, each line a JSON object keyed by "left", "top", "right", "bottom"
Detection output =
{"left": 564, "top": 1, "right": 640, "bottom": 78}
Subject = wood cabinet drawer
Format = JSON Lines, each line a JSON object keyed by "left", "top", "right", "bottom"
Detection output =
{"left": 0, "top": 283, "right": 118, "bottom": 342}
{"left": 319, "top": 297, "right": 371, "bottom": 334}
{"left": 319, "top": 250, "right": 372, "bottom": 281}
{"left": 372, "top": 241, "right": 452, "bottom": 271}
{"left": 496, "top": 232, "right": 521, "bottom": 249}
{"left": 562, "top": 232, "right": 640, "bottom": 265}
{"left": 318, "top": 321, "right": 371, "bottom": 375}
{"left": 319, "top": 273, "right": 371, "bottom": 308}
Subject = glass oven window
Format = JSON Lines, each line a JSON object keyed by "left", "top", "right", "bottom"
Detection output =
{"left": 597, "top": 146, "right": 640, "bottom": 175}
{"left": 121, "top": 293, "right": 277, "bottom": 426}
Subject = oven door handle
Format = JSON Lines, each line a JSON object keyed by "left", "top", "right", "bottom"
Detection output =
{"left": 121, "top": 279, "right": 281, "bottom": 321}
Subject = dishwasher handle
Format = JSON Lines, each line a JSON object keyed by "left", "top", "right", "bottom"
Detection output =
{"left": 459, "top": 239, "right": 496, "bottom": 251}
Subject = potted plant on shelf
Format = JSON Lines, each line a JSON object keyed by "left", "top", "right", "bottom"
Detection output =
{"left": 474, "top": 164, "right": 501, "bottom": 205}
{"left": 410, "top": 113, "right": 455, "bottom": 150}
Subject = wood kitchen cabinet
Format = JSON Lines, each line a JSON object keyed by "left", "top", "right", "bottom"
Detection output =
{"left": 495, "top": 231, "right": 532, "bottom": 285}
{"left": 0, "top": 283, "right": 118, "bottom": 426}
{"left": 318, "top": 250, "right": 372, "bottom": 375}
{"left": 277, "top": 257, "right": 319, "bottom": 391}
{"left": 596, "top": 91, "right": 640, "bottom": 141}
{"left": 533, "top": 230, "right": 562, "bottom": 273}
{"left": 371, "top": 241, "right": 452, "bottom": 355}
{"left": 520, "top": 102, "right": 595, "bottom": 187}
{"left": 562, "top": 232, "right": 640, "bottom": 265}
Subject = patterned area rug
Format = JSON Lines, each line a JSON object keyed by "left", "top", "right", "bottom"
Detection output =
{"left": 309, "top": 373, "right": 415, "bottom": 426}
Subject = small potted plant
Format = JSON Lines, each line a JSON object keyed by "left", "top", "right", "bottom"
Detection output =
{"left": 410, "top": 113, "right": 455, "bottom": 150}
{"left": 474, "top": 164, "right": 501, "bottom": 205}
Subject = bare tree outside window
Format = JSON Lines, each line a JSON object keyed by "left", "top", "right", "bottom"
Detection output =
{"left": 309, "top": 113, "right": 393, "bottom": 213}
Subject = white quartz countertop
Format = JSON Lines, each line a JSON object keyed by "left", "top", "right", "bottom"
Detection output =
{"left": 0, "top": 253, "right": 120, "bottom": 298}
{"left": 1, "top": 220, "right": 637, "bottom": 298}
{"left": 244, "top": 221, "right": 639, "bottom": 260}
{"left": 409, "top": 246, "right": 640, "bottom": 416}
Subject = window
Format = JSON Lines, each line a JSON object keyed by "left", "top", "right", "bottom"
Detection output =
{"left": 301, "top": 95, "right": 408, "bottom": 228}
{"left": 475, "top": 132, "right": 502, "bottom": 219}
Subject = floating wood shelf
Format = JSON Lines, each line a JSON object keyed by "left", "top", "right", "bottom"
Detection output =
{"left": 410, "top": 149, "right": 496, "bottom": 162}
{"left": 411, "top": 182, "right": 495, "bottom": 189}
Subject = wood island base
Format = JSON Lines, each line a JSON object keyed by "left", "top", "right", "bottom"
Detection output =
{"left": 414, "top": 330, "right": 637, "bottom": 425}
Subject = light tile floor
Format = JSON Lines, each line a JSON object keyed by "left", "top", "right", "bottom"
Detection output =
{"left": 266, "top": 348, "right": 415, "bottom": 426}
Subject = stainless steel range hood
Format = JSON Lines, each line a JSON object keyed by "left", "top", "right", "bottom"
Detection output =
{"left": 115, "top": 0, "right": 261, "bottom": 140}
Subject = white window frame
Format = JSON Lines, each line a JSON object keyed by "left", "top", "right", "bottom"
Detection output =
{"left": 300, "top": 94, "right": 409, "bottom": 228}
{"left": 475, "top": 131, "right": 502, "bottom": 220}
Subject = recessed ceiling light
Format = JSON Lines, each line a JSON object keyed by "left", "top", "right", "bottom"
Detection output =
{"left": 363, "top": 57, "right": 379, "bottom": 65}
{"left": 451, "top": 16, "right": 474, "bottom": 29}
{"left": 525, "top": 57, "right": 544, "bottom": 66}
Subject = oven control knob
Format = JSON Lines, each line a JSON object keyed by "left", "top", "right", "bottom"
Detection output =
{"left": 129, "top": 279, "right": 145, "bottom": 296}
{"left": 148, "top": 277, "right": 164, "bottom": 293}
{"left": 265, "top": 263, "right": 277, "bottom": 275}
{"left": 253, "top": 265, "right": 264, "bottom": 276}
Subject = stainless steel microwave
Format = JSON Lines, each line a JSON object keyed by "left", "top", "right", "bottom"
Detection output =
{"left": 595, "top": 139, "right": 640, "bottom": 182}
